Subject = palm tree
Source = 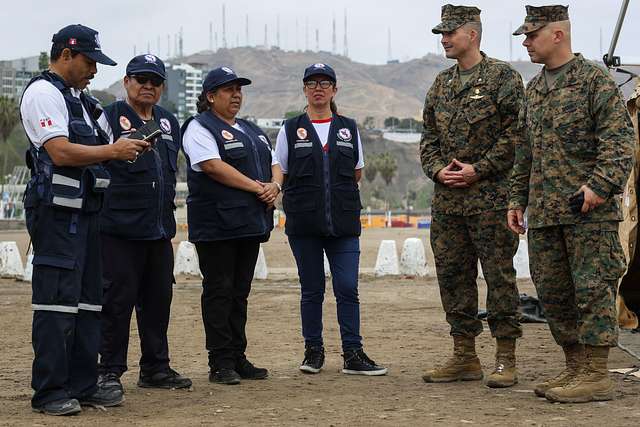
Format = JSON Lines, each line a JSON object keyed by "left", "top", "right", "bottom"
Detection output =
{"left": 0, "top": 96, "right": 20, "bottom": 188}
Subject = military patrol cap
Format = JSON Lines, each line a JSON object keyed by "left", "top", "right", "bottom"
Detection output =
{"left": 513, "top": 5, "right": 570, "bottom": 35}
{"left": 432, "top": 4, "right": 481, "bottom": 34}
{"left": 51, "top": 24, "right": 117, "bottom": 66}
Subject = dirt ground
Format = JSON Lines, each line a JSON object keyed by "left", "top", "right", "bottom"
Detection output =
{"left": 1, "top": 227, "right": 639, "bottom": 426}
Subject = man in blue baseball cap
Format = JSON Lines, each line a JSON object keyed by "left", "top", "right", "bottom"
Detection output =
{"left": 96, "top": 54, "right": 191, "bottom": 395}
{"left": 20, "top": 24, "right": 148, "bottom": 416}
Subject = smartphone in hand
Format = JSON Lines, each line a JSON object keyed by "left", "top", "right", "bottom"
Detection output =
{"left": 569, "top": 192, "right": 585, "bottom": 214}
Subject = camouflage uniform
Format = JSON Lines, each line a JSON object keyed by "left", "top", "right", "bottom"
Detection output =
{"left": 510, "top": 10, "right": 635, "bottom": 347}
{"left": 420, "top": 5, "right": 525, "bottom": 340}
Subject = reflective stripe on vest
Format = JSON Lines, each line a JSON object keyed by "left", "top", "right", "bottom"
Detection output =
{"left": 78, "top": 303, "right": 102, "bottom": 312}
{"left": 32, "top": 304, "right": 79, "bottom": 313}
{"left": 52, "top": 196, "right": 83, "bottom": 209}
{"left": 52, "top": 174, "right": 80, "bottom": 188}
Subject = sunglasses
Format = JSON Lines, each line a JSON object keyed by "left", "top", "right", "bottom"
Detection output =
{"left": 131, "top": 74, "right": 164, "bottom": 87}
{"left": 304, "top": 80, "right": 334, "bottom": 89}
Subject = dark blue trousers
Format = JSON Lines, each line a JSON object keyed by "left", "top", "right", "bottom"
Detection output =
{"left": 26, "top": 205, "right": 102, "bottom": 407}
{"left": 288, "top": 235, "right": 362, "bottom": 351}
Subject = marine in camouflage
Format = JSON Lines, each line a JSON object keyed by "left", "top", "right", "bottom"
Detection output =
{"left": 508, "top": 54, "right": 635, "bottom": 227}
{"left": 420, "top": 48, "right": 525, "bottom": 338}
{"left": 421, "top": 54, "right": 525, "bottom": 216}
{"left": 508, "top": 51, "right": 635, "bottom": 348}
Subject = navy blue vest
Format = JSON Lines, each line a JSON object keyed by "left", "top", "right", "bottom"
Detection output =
{"left": 182, "top": 111, "right": 274, "bottom": 242}
{"left": 99, "top": 101, "right": 179, "bottom": 240}
{"left": 22, "top": 71, "right": 111, "bottom": 214}
{"left": 283, "top": 114, "right": 361, "bottom": 237}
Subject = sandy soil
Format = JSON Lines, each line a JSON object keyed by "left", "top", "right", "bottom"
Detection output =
{"left": 0, "top": 228, "right": 639, "bottom": 426}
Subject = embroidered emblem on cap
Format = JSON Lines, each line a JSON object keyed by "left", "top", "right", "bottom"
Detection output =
{"left": 94, "top": 34, "right": 101, "bottom": 49}
{"left": 258, "top": 135, "right": 269, "bottom": 145}
{"left": 160, "top": 118, "right": 171, "bottom": 134}
{"left": 69, "top": 38, "right": 77, "bottom": 46}
{"left": 144, "top": 54, "right": 157, "bottom": 63}
{"left": 297, "top": 128, "right": 308, "bottom": 139}
{"left": 338, "top": 128, "right": 352, "bottom": 141}
{"left": 313, "top": 63, "right": 326, "bottom": 69}
{"left": 221, "top": 130, "right": 234, "bottom": 140}
{"left": 119, "top": 116, "right": 131, "bottom": 131}
{"left": 221, "top": 67, "right": 234, "bottom": 75}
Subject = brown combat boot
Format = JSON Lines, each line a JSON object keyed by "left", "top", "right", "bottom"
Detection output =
{"left": 534, "top": 343, "right": 584, "bottom": 397}
{"left": 545, "top": 346, "right": 616, "bottom": 403}
{"left": 422, "top": 336, "right": 483, "bottom": 383}
{"left": 486, "top": 338, "right": 517, "bottom": 388}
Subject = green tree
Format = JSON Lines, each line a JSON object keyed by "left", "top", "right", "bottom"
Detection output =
{"left": 377, "top": 152, "right": 397, "bottom": 186}
{"left": 38, "top": 51, "right": 49, "bottom": 71}
{"left": 363, "top": 154, "right": 379, "bottom": 183}
{"left": 0, "top": 96, "right": 20, "bottom": 185}
{"left": 284, "top": 110, "right": 304, "bottom": 119}
{"left": 363, "top": 116, "right": 375, "bottom": 130}
{"left": 383, "top": 116, "right": 400, "bottom": 129}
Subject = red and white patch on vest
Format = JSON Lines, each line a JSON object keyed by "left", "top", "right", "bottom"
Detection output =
{"left": 221, "top": 130, "right": 234, "bottom": 140}
{"left": 119, "top": 116, "right": 132, "bottom": 131}
{"left": 296, "top": 127, "right": 308, "bottom": 140}
{"left": 338, "top": 128, "right": 352, "bottom": 141}
{"left": 159, "top": 118, "right": 171, "bottom": 134}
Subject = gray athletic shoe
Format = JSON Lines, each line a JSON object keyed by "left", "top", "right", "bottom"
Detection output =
{"left": 32, "top": 398, "right": 81, "bottom": 416}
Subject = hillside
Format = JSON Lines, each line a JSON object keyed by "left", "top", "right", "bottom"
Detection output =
{"left": 105, "top": 47, "right": 542, "bottom": 125}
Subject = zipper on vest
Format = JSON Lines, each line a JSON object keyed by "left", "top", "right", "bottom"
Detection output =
{"left": 322, "top": 150, "right": 334, "bottom": 235}
{"left": 152, "top": 146, "right": 166, "bottom": 239}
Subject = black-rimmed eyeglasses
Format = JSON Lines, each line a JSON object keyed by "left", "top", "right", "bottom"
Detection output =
{"left": 304, "top": 80, "right": 334, "bottom": 89}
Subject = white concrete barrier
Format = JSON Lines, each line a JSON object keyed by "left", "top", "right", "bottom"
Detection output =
{"left": 374, "top": 240, "right": 399, "bottom": 277}
{"left": 324, "top": 251, "right": 331, "bottom": 278}
{"left": 400, "top": 238, "right": 427, "bottom": 277}
{"left": 173, "top": 241, "right": 202, "bottom": 278}
{"left": 253, "top": 245, "right": 268, "bottom": 280}
{"left": 0, "top": 241, "right": 24, "bottom": 279}
{"left": 20, "top": 247, "right": 34, "bottom": 282}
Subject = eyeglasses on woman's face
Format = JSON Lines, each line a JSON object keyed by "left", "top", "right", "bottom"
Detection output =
{"left": 304, "top": 80, "right": 334, "bottom": 90}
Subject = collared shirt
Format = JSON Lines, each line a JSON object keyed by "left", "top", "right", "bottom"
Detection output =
{"left": 274, "top": 118, "right": 364, "bottom": 174}
{"left": 20, "top": 79, "right": 110, "bottom": 148}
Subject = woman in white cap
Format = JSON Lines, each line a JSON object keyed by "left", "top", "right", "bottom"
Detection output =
{"left": 274, "top": 63, "right": 387, "bottom": 376}
{"left": 181, "top": 66, "right": 281, "bottom": 385}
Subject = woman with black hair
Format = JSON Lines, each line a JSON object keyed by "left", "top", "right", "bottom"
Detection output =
{"left": 181, "top": 66, "right": 281, "bottom": 385}
{"left": 274, "top": 63, "right": 387, "bottom": 376}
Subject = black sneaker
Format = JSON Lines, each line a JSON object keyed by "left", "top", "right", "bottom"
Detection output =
{"left": 209, "top": 368, "right": 241, "bottom": 385}
{"left": 79, "top": 387, "right": 124, "bottom": 407}
{"left": 138, "top": 368, "right": 192, "bottom": 389}
{"left": 32, "top": 398, "right": 81, "bottom": 416}
{"left": 236, "top": 358, "right": 269, "bottom": 380}
{"left": 300, "top": 346, "right": 325, "bottom": 374}
{"left": 342, "top": 349, "right": 388, "bottom": 376}
{"left": 98, "top": 372, "right": 124, "bottom": 394}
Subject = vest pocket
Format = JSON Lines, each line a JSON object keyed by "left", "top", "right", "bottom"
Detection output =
{"left": 216, "top": 200, "right": 250, "bottom": 230}
{"left": 69, "top": 120, "right": 98, "bottom": 146}
{"left": 293, "top": 147, "right": 314, "bottom": 178}
{"left": 283, "top": 189, "right": 318, "bottom": 212}
{"left": 107, "top": 183, "right": 155, "bottom": 209}
{"left": 165, "top": 140, "right": 179, "bottom": 171}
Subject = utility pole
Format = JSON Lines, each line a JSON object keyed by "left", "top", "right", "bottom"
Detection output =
{"left": 343, "top": 9, "right": 348, "bottom": 57}
{"left": 222, "top": 4, "right": 227, "bottom": 49}
{"left": 315, "top": 28, "right": 319, "bottom": 52}
{"left": 332, "top": 14, "right": 337, "bottom": 54}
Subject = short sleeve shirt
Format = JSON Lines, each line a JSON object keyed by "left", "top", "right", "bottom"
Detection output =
{"left": 20, "top": 79, "right": 108, "bottom": 148}
{"left": 182, "top": 119, "right": 277, "bottom": 172}
{"left": 274, "top": 119, "right": 365, "bottom": 174}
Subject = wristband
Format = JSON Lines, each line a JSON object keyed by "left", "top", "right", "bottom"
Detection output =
{"left": 272, "top": 182, "right": 282, "bottom": 192}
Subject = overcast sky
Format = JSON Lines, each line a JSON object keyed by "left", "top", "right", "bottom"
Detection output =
{"left": 2, "top": 0, "right": 638, "bottom": 89}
